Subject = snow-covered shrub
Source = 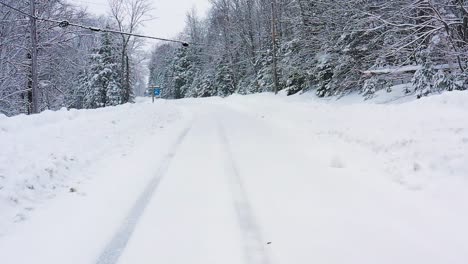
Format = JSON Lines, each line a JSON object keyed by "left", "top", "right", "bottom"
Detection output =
{"left": 313, "top": 53, "right": 335, "bottom": 97}
{"left": 362, "top": 77, "right": 378, "bottom": 99}
{"left": 412, "top": 60, "right": 436, "bottom": 98}
{"left": 433, "top": 70, "right": 454, "bottom": 92}
{"left": 285, "top": 71, "right": 307, "bottom": 96}
{"left": 362, "top": 76, "right": 391, "bottom": 99}
{"left": 453, "top": 72, "right": 468, "bottom": 91}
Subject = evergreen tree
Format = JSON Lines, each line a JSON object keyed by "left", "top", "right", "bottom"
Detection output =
{"left": 83, "top": 32, "right": 121, "bottom": 108}
{"left": 197, "top": 74, "right": 215, "bottom": 97}
{"left": 412, "top": 56, "right": 436, "bottom": 99}
{"left": 144, "top": 0, "right": 468, "bottom": 102}
{"left": 172, "top": 47, "right": 194, "bottom": 99}
{"left": 214, "top": 58, "right": 236, "bottom": 97}
{"left": 67, "top": 69, "right": 89, "bottom": 109}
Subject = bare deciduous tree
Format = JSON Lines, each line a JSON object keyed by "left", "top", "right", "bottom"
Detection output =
{"left": 108, "top": 0, "right": 153, "bottom": 103}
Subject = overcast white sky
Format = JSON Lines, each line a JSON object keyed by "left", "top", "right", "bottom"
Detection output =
{"left": 74, "top": 0, "right": 211, "bottom": 41}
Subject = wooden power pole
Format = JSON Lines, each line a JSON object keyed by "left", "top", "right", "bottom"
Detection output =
{"left": 30, "top": 0, "right": 39, "bottom": 113}
{"left": 270, "top": 0, "right": 279, "bottom": 95}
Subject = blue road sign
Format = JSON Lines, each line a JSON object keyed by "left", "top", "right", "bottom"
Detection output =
{"left": 154, "top": 88, "right": 161, "bottom": 96}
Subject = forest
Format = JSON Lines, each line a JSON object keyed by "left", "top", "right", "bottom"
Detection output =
{"left": 0, "top": 0, "right": 150, "bottom": 116}
{"left": 148, "top": 0, "right": 468, "bottom": 100}
{"left": 2, "top": 0, "right": 468, "bottom": 116}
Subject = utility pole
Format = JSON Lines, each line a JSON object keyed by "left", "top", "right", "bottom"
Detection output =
{"left": 30, "top": 0, "right": 39, "bottom": 113}
{"left": 270, "top": 0, "right": 279, "bottom": 95}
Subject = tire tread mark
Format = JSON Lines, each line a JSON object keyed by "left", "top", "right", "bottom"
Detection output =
{"left": 218, "top": 122, "right": 271, "bottom": 264}
{"left": 96, "top": 125, "right": 192, "bottom": 264}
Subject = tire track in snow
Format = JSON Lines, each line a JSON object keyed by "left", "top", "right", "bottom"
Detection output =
{"left": 95, "top": 124, "right": 192, "bottom": 264}
{"left": 218, "top": 122, "right": 272, "bottom": 264}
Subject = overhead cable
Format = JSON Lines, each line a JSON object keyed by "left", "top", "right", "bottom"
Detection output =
{"left": 0, "top": 1, "right": 190, "bottom": 47}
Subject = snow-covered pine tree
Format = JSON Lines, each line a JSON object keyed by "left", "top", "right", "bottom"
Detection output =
{"left": 84, "top": 32, "right": 121, "bottom": 108}
{"left": 172, "top": 47, "right": 194, "bottom": 99}
{"left": 66, "top": 69, "right": 89, "bottom": 109}
{"left": 412, "top": 53, "right": 436, "bottom": 98}
{"left": 314, "top": 53, "right": 335, "bottom": 97}
{"left": 280, "top": 40, "right": 308, "bottom": 96}
{"left": 197, "top": 73, "right": 215, "bottom": 97}
{"left": 253, "top": 53, "right": 274, "bottom": 94}
{"left": 214, "top": 57, "right": 236, "bottom": 97}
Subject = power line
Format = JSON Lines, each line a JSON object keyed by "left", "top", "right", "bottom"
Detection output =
{"left": 55, "top": 20, "right": 190, "bottom": 47}
{"left": 0, "top": 1, "right": 31, "bottom": 17}
{"left": 73, "top": 0, "right": 108, "bottom": 7}
{"left": 0, "top": 1, "right": 190, "bottom": 47}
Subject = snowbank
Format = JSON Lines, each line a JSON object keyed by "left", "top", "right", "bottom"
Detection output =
{"left": 0, "top": 99, "right": 187, "bottom": 235}
{"left": 226, "top": 91, "right": 468, "bottom": 195}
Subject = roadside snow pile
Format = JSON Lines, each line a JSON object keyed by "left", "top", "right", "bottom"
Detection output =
{"left": 0, "top": 99, "right": 184, "bottom": 235}
{"left": 226, "top": 91, "right": 468, "bottom": 194}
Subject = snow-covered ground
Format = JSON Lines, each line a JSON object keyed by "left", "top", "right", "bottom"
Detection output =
{"left": 0, "top": 100, "right": 189, "bottom": 234}
{"left": 0, "top": 92, "right": 467, "bottom": 264}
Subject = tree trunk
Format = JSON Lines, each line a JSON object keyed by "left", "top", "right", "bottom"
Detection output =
{"left": 125, "top": 54, "right": 130, "bottom": 103}
{"left": 30, "top": 0, "right": 39, "bottom": 114}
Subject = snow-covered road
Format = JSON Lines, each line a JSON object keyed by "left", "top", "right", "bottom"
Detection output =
{"left": 1, "top": 93, "right": 468, "bottom": 264}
